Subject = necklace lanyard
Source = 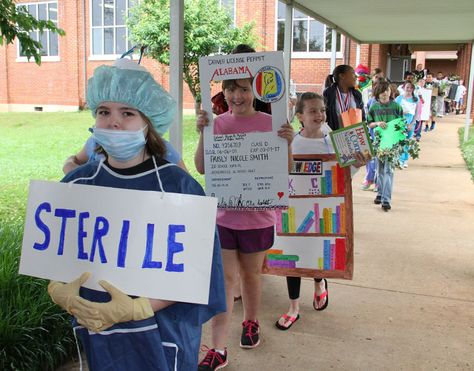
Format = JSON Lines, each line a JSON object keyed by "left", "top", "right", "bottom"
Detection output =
{"left": 323, "top": 136, "right": 330, "bottom": 154}
{"left": 336, "top": 87, "right": 351, "bottom": 113}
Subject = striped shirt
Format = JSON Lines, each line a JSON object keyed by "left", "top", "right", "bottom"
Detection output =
{"left": 367, "top": 101, "right": 404, "bottom": 124}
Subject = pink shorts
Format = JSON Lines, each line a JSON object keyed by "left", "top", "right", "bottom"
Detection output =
{"left": 217, "top": 225, "right": 274, "bottom": 254}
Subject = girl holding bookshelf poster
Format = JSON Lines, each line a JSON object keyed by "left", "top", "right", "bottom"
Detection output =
{"left": 275, "top": 92, "right": 366, "bottom": 330}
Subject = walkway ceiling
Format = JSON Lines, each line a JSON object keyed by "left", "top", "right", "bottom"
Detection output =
{"left": 281, "top": 0, "right": 474, "bottom": 44}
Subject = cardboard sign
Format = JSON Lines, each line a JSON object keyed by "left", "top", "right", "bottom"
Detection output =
{"left": 418, "top": 87, "right": 433, "bottom": 121}
{"left": 374, "top": 118, "right": 406, "bottom": 150}
{"left": 198, "top": 51, "right": 289, "bottom": 209}
{"left": 329, "top": 122, "right": 374, "bottom": 167}
{"left": 341, "top": 108, "right": 363, "bottom": 127}
{"left": 19, "top": 180, "right": 217, "bottom": 304}
{"left": 263, "top": 154, "right": 354, "bottom": 279}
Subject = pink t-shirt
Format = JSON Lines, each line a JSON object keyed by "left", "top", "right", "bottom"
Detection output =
{"left": 213, "top": 111, "right": 272, "bottom": 134}
{"left": 213, "top": 111, "right": 276, "bottom": 230}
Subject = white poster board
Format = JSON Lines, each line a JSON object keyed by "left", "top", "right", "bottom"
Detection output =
{"left": 19, "top": 180, "right": 217, "bottom": 304}
{"left": 419, "top": 87, "right": 433, "bottom": 121}
{"left": 198, "top": 51, "right": 289, "bottom": 209}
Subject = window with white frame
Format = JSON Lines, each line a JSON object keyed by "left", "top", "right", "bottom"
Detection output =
{"left": 276, "top": 2, "right": 341, "bottom": 55}
{"left": 91, "top": 0, "right": 136, "bottom": 57}
{"left": 17, "top": 2, "right": 59, "bottom": 58}
{"left": 220, "top": 0, "right": 235, "bottom": 23}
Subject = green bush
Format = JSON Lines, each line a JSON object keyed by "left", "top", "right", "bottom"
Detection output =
{"left": 0, "top": 222, "right": 76, "bottom": 371}
{"left": 459, "top": 126, "right": 474, "bottom": 181}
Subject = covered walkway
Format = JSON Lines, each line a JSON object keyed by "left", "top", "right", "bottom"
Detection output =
{"left": 200, "top": 114, "right": 474, "bottom": 370}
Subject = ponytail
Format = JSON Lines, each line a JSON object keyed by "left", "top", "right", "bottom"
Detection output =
{"left": 324, "top": 74, "right": 335, "bottom": 89}
{"left": 324, "top": 65, "right": 354, "bottom": 89}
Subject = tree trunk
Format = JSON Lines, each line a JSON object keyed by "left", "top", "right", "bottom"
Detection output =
{"left": 194, "top": 100, "right": 201, "bottom": 115}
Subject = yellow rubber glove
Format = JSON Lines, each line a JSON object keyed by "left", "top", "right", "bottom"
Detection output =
{"left": 70, "top": 280, "right": 154, "bottom": 332}
{"left": 47, "top": 272, "right": 91, "bottom": 314}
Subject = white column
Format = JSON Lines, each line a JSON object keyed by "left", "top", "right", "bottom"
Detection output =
{"left": 330, "top": 29, "right": 337, "bottom": 73}
{"left": 169, "top": 0, "right": 184, "bottom": 154}
{"left": 284, "top": 3, "right": 293, "bottom": 97}
{"left": 464, "top": 42, "right": 474, "bottom": 142}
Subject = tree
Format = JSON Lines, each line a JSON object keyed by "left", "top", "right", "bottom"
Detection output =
{"left": 128, "top": 0, "right": 258, "bottom": 111}
{"left": 0, "top": 0, "right": 65, "bottom": 65}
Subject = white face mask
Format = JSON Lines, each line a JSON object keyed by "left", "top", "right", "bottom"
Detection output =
{"left": 91, "top": 126, "right": 147, "bottom": 162}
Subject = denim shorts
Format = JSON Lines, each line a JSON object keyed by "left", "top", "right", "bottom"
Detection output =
{"left": 217, "top": 225, "right": 274, "bottom": 254}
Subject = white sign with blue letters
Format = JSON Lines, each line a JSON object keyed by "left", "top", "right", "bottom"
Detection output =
{"left": 19, "top": 180, "right": 217, "bottom": 304}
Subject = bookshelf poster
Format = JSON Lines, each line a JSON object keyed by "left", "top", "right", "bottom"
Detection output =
{"left": 263, "top": 154, "right": 354, "bottom": 279}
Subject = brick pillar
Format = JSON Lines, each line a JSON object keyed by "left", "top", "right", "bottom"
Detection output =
{"left": 0, "top": 44, "right": 9, "bottom": 107}
{"left": 415, "top": 52, "right": 426, "bottom": 69}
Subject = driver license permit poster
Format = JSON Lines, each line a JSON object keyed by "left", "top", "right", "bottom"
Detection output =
{"left": 198, "top": 51, "right": 289, "bottom": 209}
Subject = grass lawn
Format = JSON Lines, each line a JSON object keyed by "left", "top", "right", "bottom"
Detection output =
{"left": 459, "top": 126, "right": 474, "bottom": 181}
{"left": 0, "top": 111, "right": 203, "bottom": 223}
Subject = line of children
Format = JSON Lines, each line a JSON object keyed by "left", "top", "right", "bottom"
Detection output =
{"left": 54, "top": 57, "right": 410, "bottom": 369}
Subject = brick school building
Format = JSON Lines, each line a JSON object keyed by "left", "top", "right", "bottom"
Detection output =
{"left": 1, "top": 0, "right": 472, "bottom": 112}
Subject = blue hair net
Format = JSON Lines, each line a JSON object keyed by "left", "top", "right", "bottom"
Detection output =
{"left": 87, "top": 59, "right": 176, "bottom": 135}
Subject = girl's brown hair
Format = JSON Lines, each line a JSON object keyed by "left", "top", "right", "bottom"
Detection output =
{"left": 222, "top": 78, "right": 253, "bottom": 92}
{"left": 295, "top": 92, "right": 325, "bottom": 127}
{"left": 372, "top": 80, "right": 391, "bottom": 100}
{"left": 295, "top": 92, "right": 324, "bottom": 114}
{"left": 222, "top": 44, "right": 256, "bottom": 92}
{"left": 402, "top": 81, "right": 418, "bottom": 102}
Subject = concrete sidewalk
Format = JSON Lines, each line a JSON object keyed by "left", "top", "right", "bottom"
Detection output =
{"left": 200, "top": 115, "right": 474, "bottom": 370}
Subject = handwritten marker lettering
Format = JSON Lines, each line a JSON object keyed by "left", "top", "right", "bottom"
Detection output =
{"left": 33, "top": 202, "right": 51, "bottom": 251}
{"left": 31, "top": 203, "right": 187, "bottom": 271}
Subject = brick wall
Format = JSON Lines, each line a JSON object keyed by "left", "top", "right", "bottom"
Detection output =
{"left": 456, "top": 43, "right": 474, "bottom": 119}
{"left": 2, "top": 0, "right": 472, "bottom": 116}
{"left": 0, "top": 43, "right": 9, "bottom": 104}
{"left": 3, "top": 0, "right": 82, "bottom": 108}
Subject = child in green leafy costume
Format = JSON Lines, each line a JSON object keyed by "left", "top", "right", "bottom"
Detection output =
{"left": 367, "top": 80, "right": 404, "bottom": 211}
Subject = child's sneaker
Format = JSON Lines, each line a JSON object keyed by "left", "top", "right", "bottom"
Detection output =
{"left": 360, "top": 180, "right": 373, "bottom": 191}
{"left": 382, "top": 202, "right": 391, "bottom": 211}
{"left": 198, "top": 348, "right": 228, "bottom": 370}
{"left": 240, "top": 320, "right": 260, "bottom": 348}
{"left": 373, "top": 185, "right": 379, "bottom": 193}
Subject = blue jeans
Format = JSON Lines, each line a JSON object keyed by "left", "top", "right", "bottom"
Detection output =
{"left": 364, "top": 158, "right": 377, "bottom": 183}
{"left": 414, "top": 120, "right": 423, "bottom": 140}
{"left": 377, "top": 158, "right": 394, "bottom": 203}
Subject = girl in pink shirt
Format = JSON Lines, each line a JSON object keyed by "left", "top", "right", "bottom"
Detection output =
{"left": 195, "top": 52, "right": 293, "bottom": 370}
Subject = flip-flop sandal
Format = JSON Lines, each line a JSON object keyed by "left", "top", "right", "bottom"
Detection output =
{"left": 313, "top": 279, "right": 329, "bottom": 311}
{"left": 275, "top": 313, "right": 300, "bottom": 331}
